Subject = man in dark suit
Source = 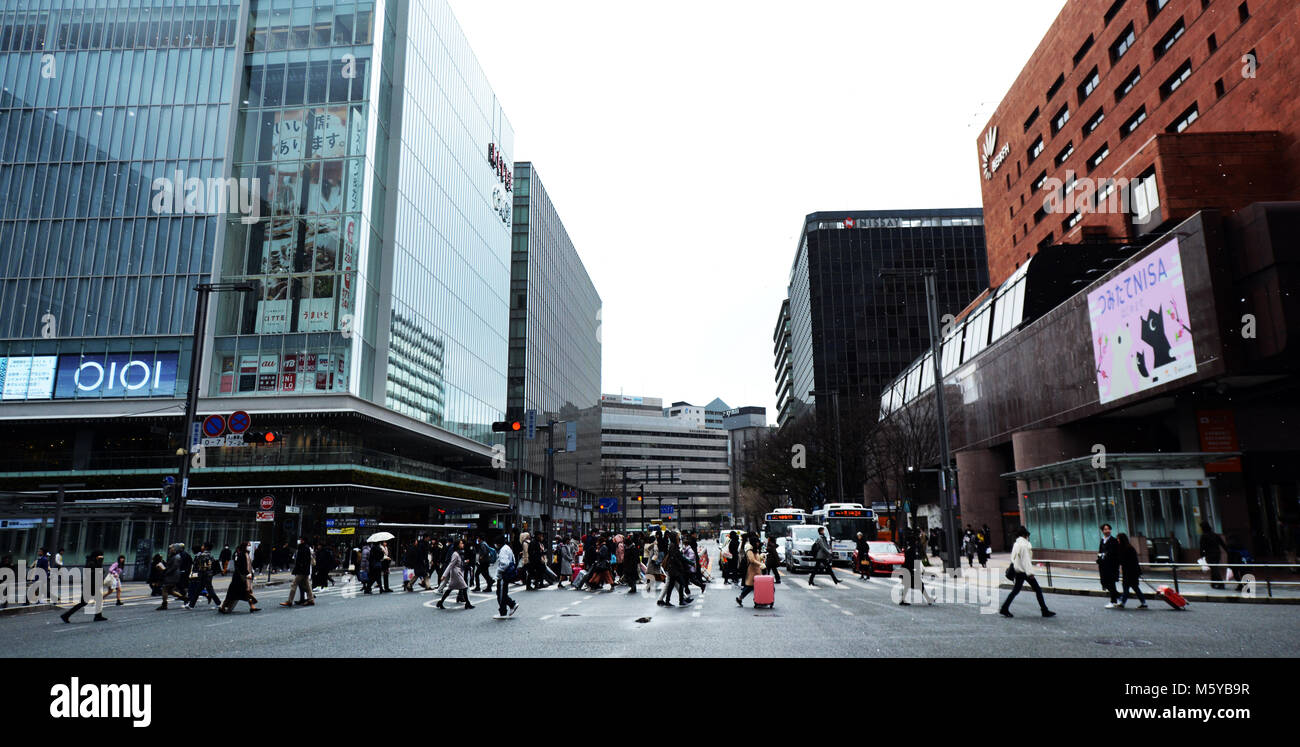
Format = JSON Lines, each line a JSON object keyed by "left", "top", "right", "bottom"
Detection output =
{"left": 1098, "top": 523, "right": 1121, "bottom": 607}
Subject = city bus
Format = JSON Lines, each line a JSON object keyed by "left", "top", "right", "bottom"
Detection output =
{"left": 810, "top": 503, "right": 878, "bottom": 565}
{"left": 761, "top": 508, "right": 809, "bottom": 542}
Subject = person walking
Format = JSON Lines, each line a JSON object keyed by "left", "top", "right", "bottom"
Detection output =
{"left": 435, "top": 539, "right": 473, "bottom": 610}
{"left": 473, "top": 537, "right": 495, "bottom": 593}
{"left": 622, "top": 534, "right": 641, "bottom": 594}
{"left": 1097, "top": 523, "right": 1121, "bottom": 607}
{"left": 156, "top": 544, "right": 186, "bottom": 610}
{"left": 219, "top": 545, "right": 232, "bottom": 575}
{"left": 1199, "top": 520, "right": 1228, "bottom": 589}
{"left": 963, "top": 526, "right": 976, "bottom": 567}
{"left": 686, "top": 536, "right": 707, "bottom": 595}
{"left": 557, "top": 534, "right": 574, "bottom": 590}
{"left": 764, "top": 535, "right": 782, "bottom": 585}
{"left": 59, "top": 550, "right": 108, "bottom": 623}
{"left": 898, "top": 529, "right": 934, "bottom": 606}
{"left": 976, "top": 528, "right": 990, "bottom": 568}
{"left": 736, "top": 533, "right": 765, "bottom": 606}
{"left": 655, "top": 533, "right": 689, "bottom": 607}
{"left": 999, "top": 526, "right": 1055, "bottom": 618}
{"left": 186, "top": 543, "right": 221, "bottom": 609}
{"left": 1112, "top": 533, "right": 1148, "bottom": 609}
{"left": 218, "top": 542, "right": 260, "bottom": 614}
{"left": 379, "top": 541, "right": 393, "bottom": 592}
{"left": 312, "top": 541, "right": 335, "bottom": 590}
{"left": 723, "top": 531, "right": 740, "bottom": 586}
{"left": 105, "top": 555, "right": 125, "bottom": 606}
{"left": 493, "top": 535, "right": 518, "bottom": 619}
{"left": 280, "top": 537, "right": 316, "bottom": 608}
{"left": 643, "top": 536, "right": 662, "bottom": 594}
{"left": 855, "top": 532, "right": 871, "bottom": 579}
{"left": 807, "top": 527, "right": 840, "bottom": 587}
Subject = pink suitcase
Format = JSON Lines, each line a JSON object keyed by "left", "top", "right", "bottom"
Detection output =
{"left": 752, "top": 575, "right": 775, "bottom": 608}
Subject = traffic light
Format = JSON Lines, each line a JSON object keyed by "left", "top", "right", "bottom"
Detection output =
{"left": 160, "top": 476, "right": 176, "bottom": 504}
{"left": 246, "top": 430, "right": 282, "bottom": 445}
{"left": 491, "top": 420, "right": 523, "bottom": 433}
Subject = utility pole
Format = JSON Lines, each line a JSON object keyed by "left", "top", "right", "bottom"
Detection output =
{"left": 173, "top": 281, "right": 255, "bottom": 545}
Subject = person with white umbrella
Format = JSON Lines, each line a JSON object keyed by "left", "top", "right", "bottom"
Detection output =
{"left": 366, "top": 532, "right": 395, "bottom": 594}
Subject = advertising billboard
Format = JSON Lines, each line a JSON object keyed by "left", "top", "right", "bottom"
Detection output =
{"left": 0, "top": 356, "right": 58, "bottom": 400}
{"left": 1088, "top": 239, "right": 1196, "bottom": 405}
{"left": 53, "top": 352, "right": 180, "bottom": 399}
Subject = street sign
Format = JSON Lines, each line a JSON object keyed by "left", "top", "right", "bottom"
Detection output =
{"left": 326, "top": 506, "right": 354, "bottom": 514}
{"left": 190, "top": 423, "right": 202, "bottom": 451}
{"left": 285, "top": 505, "right": 301, "bottom": 514}
{"left": 597, "top": 497, "right": 618, "bottom": 514}
{"left": 256, "top": 511, "right": 274, "bottom": 522}
{"left": 223, "top": 433, "right": 245, "bottom": 447}
{"left": 565, "top": 421, "right": 577, "bottom": 452}
{"left": 259, "top": 495, "right": 274, "bottom": 510}
{"left": 227, "top": 410, "right": 251, "bottom": 434}
{"left": 202, "top": 414, "right": 226, "bottom": 438}
{"left": 201, "top": 437, "right": 225, "bottom": 448}
{"left": 325, "top": 518, "right": 377, "bottom": 528}
{"left": 525, "top": 409, "right": 537, "bottom": 440}
{"left": 582, "top": 504, "right": 593, "bottom": 511}
{"left": 326, "top": 527, "right": 356, "bottom": 535}
{"left": 660, "top": 505, "right": 675, "bottom": 515}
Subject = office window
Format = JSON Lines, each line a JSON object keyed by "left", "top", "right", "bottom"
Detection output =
{"left": 1028, "top": 136, "right": 1045, "bottom": 162}
{"left": 1154, "top": 18, "right": 1186, "bottom": 59}
{"left": 1078, "top": 67, "right": 1101, "bottom": 102}
{"left": 1130, "top": 168, "right": 1160, "bottom": 221}
{"left": 1024, "top": 107, "right": 1040, "bottom": 132}
{"left": 1073, "top": 35, "right": 1095, "bottom": 67}
{"left": 1110, "top": 23, "right": 1136, "bottom": 62}
{"left": 1160, "top": 60, "right": 1193, "bottom": 99}
{"left": 1033, "top": 205, "right": 1047, "bottom": 225}
{"left": 1239, "top": 2, "right": 1250, "bottom": 23}
{"left": 1032, "top": 170, "right": 1049, "bottom": 191}
{"left": 1087, "top": 143, "right": 1110, "bottom": 171}
{"left": 1064, "top": 211, "right": 1083, "bottom": 231}
{"left": 1115, "top": 68, "right": 1142, "bottom": 101}
{"left": 1055, "top": 141, "right": 1075, "bottom": 167}
{"left": 1215, "top": 78, "right": 1226, "bottom": 98}
{"left": 1084, "top": 108, "right": 1106, "bottom": 136}
{"left": 1046, "top": 73, "right": 1066, "bottom": 102}
{"left": 1207, "top": 33, "right": 1218, "bottom": 53}
{"left": 1121, "top": 107, "right": 1147, "bottom": 138}
{"left": 1147, "top": 0, "right": 1171, "bottom": 19}
{"left": 1105, "top": 0, "right": 1128, "bottom": 26}
{"left": 1168, "top": 103, "right": 1199, "bottom": 133}
{"left": 1037, "top": 233, "right": 1056, "bottom": 250}
{"left": 1051, "top": 105, "right": 1071, "bottom": 135}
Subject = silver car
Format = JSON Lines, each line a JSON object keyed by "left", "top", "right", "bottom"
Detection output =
{"left": 784, "top": 524, "right": 826, "bottom": 572}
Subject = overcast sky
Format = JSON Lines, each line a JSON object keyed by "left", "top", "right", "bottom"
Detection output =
{"left": 449, "top": 0, "right": 1067, "bottom": 420}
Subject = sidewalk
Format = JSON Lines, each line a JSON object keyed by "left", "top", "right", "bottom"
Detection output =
{"left": 933, "top": 552, "right": 1300, "bottom": 605}
{"left": 0, "top": 570, "right": 296, "bottom": 616}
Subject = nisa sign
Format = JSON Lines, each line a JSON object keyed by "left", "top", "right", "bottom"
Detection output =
{"left": 54, "top": 352, "right": 180, "bottom": 399}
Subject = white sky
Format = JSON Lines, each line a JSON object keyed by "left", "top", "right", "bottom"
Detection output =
{"left": 448, "top": 0, "right": 1068, "bottom": 419}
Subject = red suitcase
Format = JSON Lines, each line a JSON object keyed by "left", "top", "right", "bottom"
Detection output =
{"left": 752, "top": 575, "right": 775, "bottom": 608}
{"left": 571, "top": 563, "right": 584, "bottom": 583}
{"left": 1146, "top": 581, "right": 1189, "bottom": 610}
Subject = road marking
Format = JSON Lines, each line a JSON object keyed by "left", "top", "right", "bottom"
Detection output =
{"left": 540, "top": 614, "right": 554, "bottom": 620}
{"left": 830, "top": 603, "right": 841, "bottom": 609}
{"left": 841, "top": 609, "right": 854, "bottom": 616}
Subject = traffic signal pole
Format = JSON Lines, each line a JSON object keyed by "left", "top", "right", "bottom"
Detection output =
{"left": 172, "top": 284, "right": 210, "bottom": 546}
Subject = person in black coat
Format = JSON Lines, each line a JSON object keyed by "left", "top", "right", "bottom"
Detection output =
{"left": 898, "top": 529, "right": 933, "bottom": 606}
{"left": 59, "top": 551, "right": 108, "bottom": 623}
{"left": 1199, "top": 520, "right": 1228, "bottom": 589}
{"left": 1098, "top": 524, "right": 1121, "bottom": 606}
{"left": 765, "top": 535, "right": 782, "bottom": 584}
{"left": 1114, "top": 533, "right": 1148, "bottom": 608}
{"left": 855, "top": 532, "right": 871, "bottom": 579}
{"left": 219, "top": 545, "right": 232, "bottom": 575}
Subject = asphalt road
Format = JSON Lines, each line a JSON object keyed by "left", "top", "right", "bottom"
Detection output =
{"left": 5, "top": 544, "right": 1298, "bottom": 658}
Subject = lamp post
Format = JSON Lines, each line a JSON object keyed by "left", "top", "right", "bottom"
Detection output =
{"left": 808, "top": 389, "right": 845, "bottom": 505}
{"left": 877, "top": 267, "right": 959, "bottom": 573}
{"left": 172, "top": 281, "right": 256, "bottom": 545}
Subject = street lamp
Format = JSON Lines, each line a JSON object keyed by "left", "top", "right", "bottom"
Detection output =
{"left": 808, "top": 389, "right": 845, "bottom": 506}
{"left": 172, "top": 280, "right": 256, "bottom": 545}
{"left": 877, "top": 267, "right": 959, "bottom": 573}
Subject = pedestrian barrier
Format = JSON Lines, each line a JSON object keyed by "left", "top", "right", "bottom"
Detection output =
{"left": 1027, "top": 560, "right": 1300, "bottom": 598}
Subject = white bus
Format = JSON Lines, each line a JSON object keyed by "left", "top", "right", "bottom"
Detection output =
{"left": 761, "top": 508, "right": 809, "bottom": 542}
{"left": 810, "top": 503, "right": 878, "bottom": 565}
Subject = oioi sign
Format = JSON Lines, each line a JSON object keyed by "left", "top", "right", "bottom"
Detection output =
{"left": 53, "top": 352, "right": 179, "bottom": 399}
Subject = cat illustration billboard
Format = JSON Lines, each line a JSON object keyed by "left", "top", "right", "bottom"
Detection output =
{"left": 1088, "top": 238, "right": 1196, "bottom": 405}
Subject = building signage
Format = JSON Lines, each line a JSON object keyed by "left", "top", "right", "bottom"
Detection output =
{"left": 660, "top": 505, "right": 674, "bottom": 515}
{"left": 981, "top": 126, "right": 1011, "bottom": 180}
{"left": 0, "top": 518, "right": 48, "bottom": 530}
{"left": 1088, "top": 239, "right": 1197, "bottom": 405}
{"left": 0, "top": 356, "right": 57, "bottom": 400}
{"left": 842, "top": 217, "right": 899, "bottom": 229}
{"left": 487, "top": 143, "right": 513, "bottom": 192}
{"left": 1197, "top": 410, "right": 1242, "bottom": 473}
{"left": 37, "top": 352, "right": 181, "bottom": 399}
{"left": 326, "top": 506, "right": 355, "bottom": 514}
{"left": 256, "top": 511, "right": 275, "bottom": 522}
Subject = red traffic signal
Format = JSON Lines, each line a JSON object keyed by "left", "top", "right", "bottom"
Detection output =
{"left": 491, "top": 421, "right": 524, "bottom": 432}
{"left": 246, "top": 430, "right": 282, "bottom": 445}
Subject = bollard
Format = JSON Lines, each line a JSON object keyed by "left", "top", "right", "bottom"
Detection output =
{"left": 1045, "top": 561, "right": 1053, "bottom": 588}
{"left": 1171, "top": 565, "right": 1179, "bottom": 594}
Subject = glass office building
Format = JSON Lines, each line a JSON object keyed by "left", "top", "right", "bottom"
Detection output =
{"left": 508, "top": 162, "right": 601, "bottom": 535}
{"left": 0, "top": 0, "right": 520, "bottom": 572}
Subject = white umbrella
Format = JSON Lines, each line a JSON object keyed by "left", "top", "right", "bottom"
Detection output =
{"left": 366, "top": 531, "right": 395, "bottom": 542}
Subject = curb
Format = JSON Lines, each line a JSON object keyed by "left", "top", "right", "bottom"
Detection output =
{"left": 999, "top": 582, "right": 1297, "bottom": 605}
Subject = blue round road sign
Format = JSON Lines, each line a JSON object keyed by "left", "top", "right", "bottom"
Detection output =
{"left": 228, "top": 410, "right": 251, "bottom": 434}
{"left": 202, "top": 414, "right": 226, "bottom": 438}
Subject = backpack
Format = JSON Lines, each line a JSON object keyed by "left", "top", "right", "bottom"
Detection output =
{"left": 194, "top": 553, "right": 213, "bottom": 575}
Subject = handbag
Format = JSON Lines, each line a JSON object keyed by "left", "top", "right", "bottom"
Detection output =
{"left": 1004, "top": 564, "right": 1016, "bottom": 581}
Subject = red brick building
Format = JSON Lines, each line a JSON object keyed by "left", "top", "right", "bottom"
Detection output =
{"left": 977, "top": 0, "right": 1300, "bottom": 289}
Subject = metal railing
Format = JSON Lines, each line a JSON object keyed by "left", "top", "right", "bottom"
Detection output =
{"left": 1025, "top": 560, "right": 1300, "bottom": 598}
